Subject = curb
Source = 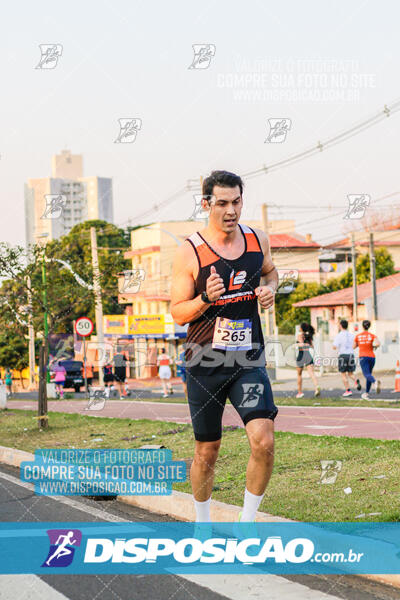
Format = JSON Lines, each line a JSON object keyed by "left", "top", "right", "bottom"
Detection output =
{"left": 1, "top": 445, "right": 399, "bottom": 589}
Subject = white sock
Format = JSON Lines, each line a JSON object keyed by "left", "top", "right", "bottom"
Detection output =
{"left": 194, "top": 497, "right": 211, "bottom": 522}
{"left": 241, "top": 488, "right": 264, "bottom": 522}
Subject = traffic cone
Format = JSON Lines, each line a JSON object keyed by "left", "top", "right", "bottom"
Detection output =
{"left": 395, "top": 360, "right": 400, "bottom": 392}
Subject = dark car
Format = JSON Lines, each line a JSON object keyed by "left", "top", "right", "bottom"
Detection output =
{"left": 59, "top": 360, "right": 84, "bottom": 393}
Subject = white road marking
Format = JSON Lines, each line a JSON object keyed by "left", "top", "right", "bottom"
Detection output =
{"left": 0, "top": 574, "right": 68, "bottom": 599}
{"left": 0, "top": 471, "right": 129, "bottom": 522}
{"left": 181, "top": 574, "right": 342, "bottom": 599}
{"left": 305, "top": 425, "right": 347, "bottom": 429}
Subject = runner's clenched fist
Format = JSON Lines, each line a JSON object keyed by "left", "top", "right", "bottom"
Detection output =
{"left": 206, "top": 265, "right": 226, "bottom": 301}
{"left": 255, "top": 284, "right": 275, "bottom": 309}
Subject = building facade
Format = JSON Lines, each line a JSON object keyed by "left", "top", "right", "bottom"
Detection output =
{"left": 25, "top": 150, "right": 114, "bottom": 246}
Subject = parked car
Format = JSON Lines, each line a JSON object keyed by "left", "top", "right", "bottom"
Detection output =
{"left": 59, "top": 360, "right": 84, "bottom": 393}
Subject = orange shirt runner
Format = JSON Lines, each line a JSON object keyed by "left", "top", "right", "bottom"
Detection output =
{"left": 82, "top": 364, "right": 93, "bottom": 378}
{"left": 354, "top": 331, "right": 377, "bottom": 358}
{"left": 158, "top": 355, "right": 170, "bottom": 366}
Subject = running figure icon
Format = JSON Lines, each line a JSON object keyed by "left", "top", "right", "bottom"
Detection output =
{"left": 45, "top": 531, "right": 77, "bottom": 566}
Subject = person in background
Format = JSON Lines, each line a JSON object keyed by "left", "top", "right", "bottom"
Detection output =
{"left": 81, "top": 362, "right": 93, "bottom": 391}
{"left": 295, "top": 322, "right": 321, "bottom": 399}
{"left": 4, "top": 368, "right": 12, "bottom": 396}
{"left": 52, "top": 361, "right": 66, "bottom": 399}
{"left": 114, "top": 350, "right": 129, "bottom": 399}
{"left": 354, "top": 320, "right": 381, "bottom": 400}
{"left": 175, "top": 349, "right": 187, "bottom": 400}
{"left": 103, "top": 362, "right": 114, "bottom": 398}
{"left": 332, "top": 319, "right": 361, "bottom": 397}
{"left": 157, "top": 348, "right": 173, "bottom": 398}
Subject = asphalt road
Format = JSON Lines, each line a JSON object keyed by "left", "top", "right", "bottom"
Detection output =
{"left": 1, "top": 463, "right": 399, "bottom": 600}
{"left": 7, "top": 398, "right": 400, "bottom": 440}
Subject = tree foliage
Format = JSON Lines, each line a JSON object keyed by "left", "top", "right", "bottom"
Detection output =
{"left": 276, "top": 247, "right": 397, "bottom": 334}
{"left": 0, "top": 220, "right": 130, "bottom": 367}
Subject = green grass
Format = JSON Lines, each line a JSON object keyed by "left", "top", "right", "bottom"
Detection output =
{"left": 38, "top": 395, "right": 400, "bottom": 409}
{"left": 1, "top": 408, "right": 398, "bottom": 522}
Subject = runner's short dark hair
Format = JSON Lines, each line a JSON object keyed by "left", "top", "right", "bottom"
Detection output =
{"left": 202, "top": 170, "right": 244, "bottom": 201}
{"left": 340, "top": 319, "right": 348, "bottom": 329}
{"left": 362, "top": 320, "right": 371, "bottom": 330}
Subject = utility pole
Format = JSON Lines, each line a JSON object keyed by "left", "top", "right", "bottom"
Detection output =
{"left": 90, "top": 227, "right": 104, "bottom": 386}
{"left": 38, "top": 342, "right": 48, "bottom": 429}
{"left": 351, "top": 233, "right": 358, "bottom": 324}
{"left": 261, "top": 203, "right": 276, "bottom": 336}
{"left": 41, "top": 250, "right": 50, "bottom": 383}
{"left": 26, "top": 276, "right": 36, "bottom": 390}
{"left": 369, "top": 231, "right": 378, "bottom": 320}
{"left": 261, "top": 203, "right": 269, "bottom": 234}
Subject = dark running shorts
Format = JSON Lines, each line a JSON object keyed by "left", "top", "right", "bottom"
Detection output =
{"left": 338, "top": 353, "right": 356, "bottom": 373}
{"left": 104, "top": 374, "right": 114, "bottom": 383}
{"left": 114, "top": 368, "right": 126, "bottom": 383}
{"left": 186, "top": 366, "right": 278, "bottom": 442}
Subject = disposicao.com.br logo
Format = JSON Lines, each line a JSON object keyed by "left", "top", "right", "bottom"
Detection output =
{"left": 83, "top": 535, "right": 358, "bottom": 565}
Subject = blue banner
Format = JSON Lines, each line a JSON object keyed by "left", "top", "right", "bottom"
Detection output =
{"left": 19, "top": 449, "right": 186, "bottom": 496}
{"left": 1, "top": 522, "right": 400, "bottom": 574}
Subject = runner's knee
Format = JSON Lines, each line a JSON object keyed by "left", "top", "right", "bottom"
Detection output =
{"left": 193, "top": 441, "right": 221, "bottom": 470}
{"left": 249, "top": 432, "right": 274, "bottom": 460}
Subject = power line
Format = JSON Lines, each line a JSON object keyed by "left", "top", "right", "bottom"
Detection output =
{"left": 242, "top": 100, "right": 400, "bottom": 180}
{"left": 117, "top": 98, "right": 400, "bottom": 227}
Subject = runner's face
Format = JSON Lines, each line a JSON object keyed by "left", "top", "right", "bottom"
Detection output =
{"left": 206, "top": 185, "right": 243, "bottom": 232}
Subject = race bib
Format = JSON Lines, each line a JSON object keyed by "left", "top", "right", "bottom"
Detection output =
{"left": 212, "top": 317, "right": 252, "bottom": 351}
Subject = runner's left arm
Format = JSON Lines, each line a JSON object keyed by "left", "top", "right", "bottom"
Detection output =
{"left": 253, "top": 228, "right": 279, "bottom": 310}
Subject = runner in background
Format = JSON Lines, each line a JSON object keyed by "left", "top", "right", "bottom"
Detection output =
{"left": 114, "top": 350, "right": 128, "bottom": 399}
{"left": 157, "top": 348, "right": 173, "bottom": 398}
{"left": 354, "top": 320, "right": 381, "bottom": 400}
{"left": 175, "top": 349, "right": 187, "bottom": 399}
{"left": 4, "top": 368, "right": 12, "bottom": 396}
{"left": 295, "top": 323, "right": 321, "bottom": 399}
{"left": 52, "top": 361, "right": 66, "bottom": 399}
{"left": 332, "top": 319, "right": 361, "bottom": 397}
{"left": 81, "top": 362, "right": 93, "bottom": 390}
{"left": 103, "top": 362, "right": 114, "bottom": 398}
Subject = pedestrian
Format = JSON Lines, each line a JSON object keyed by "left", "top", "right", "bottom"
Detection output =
{"left": 4, "top": 368, "right": 12, "bottom": 396}
{"left": 332, "top": 319, "right": 361, "bottom": 397}
{"left": 81, "top": 362, "right": 93, "bottom": 391}
{"left": 170, "top": 169, "right": 278, "bottom": 524}
{"left": 295, "top": 322, "right": 321, "bottom": 398}
{"left": 114, "top": 350, "right": 128, "bottom": 399}
{"left": 103, "top": 362, "right": 114, "bottom": 398}
{"left": 354, "top": 320, "right": 381, "bottom": 400}
{"left": 52, "top": 361, "right": 66, "bottom": 399}
{"left": 157, "top": 348, "right": 173, "bottom": 397}
{"left": 175, "top": 349, "right": 187, "bottom": 399}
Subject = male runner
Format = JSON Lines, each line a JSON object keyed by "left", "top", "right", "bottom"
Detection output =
{"left": 332, "top": 319, "right": 361, "bottom": 397}
{"left": 171, "top": 170, "right": 279, "bottom": 523}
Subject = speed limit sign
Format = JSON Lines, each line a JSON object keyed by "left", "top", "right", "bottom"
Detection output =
{"left": 75, "top": 317, "right": 94, "bottom": 337}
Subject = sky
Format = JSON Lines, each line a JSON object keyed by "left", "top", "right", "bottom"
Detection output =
{"left": 1, "top": 0, "right": 400, "bottom": 247}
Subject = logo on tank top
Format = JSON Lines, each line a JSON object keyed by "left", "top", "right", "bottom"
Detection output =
{"left": 228, "top": 269, "right": 247, "bottom": 291}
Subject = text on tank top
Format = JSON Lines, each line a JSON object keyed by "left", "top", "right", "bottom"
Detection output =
{"left": 185, "top": 224, "right": 265, "bottom": 374}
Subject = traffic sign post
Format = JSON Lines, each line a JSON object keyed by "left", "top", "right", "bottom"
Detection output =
{"left": 75, "top": 318, "right": 94, "bottom": 396}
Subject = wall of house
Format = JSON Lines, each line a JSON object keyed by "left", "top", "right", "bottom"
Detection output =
{"left": 364, "top": 287, "right": 400, "bottom": 320}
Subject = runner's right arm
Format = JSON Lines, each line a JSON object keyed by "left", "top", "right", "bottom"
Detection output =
{"left": 170, "top": 241, "right": 224, "bottom": 326}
